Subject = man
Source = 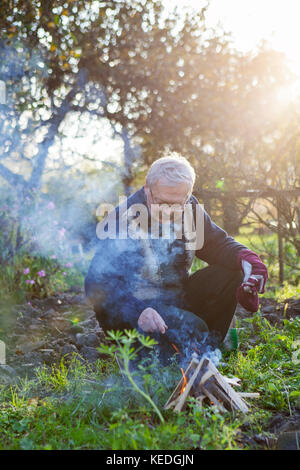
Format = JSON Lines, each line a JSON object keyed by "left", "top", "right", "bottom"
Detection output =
{"left": 84, "top": 155, "right": 268, "bottom": 361}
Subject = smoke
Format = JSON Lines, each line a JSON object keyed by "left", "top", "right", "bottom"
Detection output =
{"left": 85, "top": 189, "right": 223, "bottom": 368}
{"left": 0, "top": 39, "right": 125, "bottom": 272}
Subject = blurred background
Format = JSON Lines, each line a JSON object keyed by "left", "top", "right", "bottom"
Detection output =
{"left": 0, "top": 0, "right": 299, "bottom": 306}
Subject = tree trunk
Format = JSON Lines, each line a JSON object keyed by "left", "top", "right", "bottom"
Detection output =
{"left": 222, "top": 197, "right": 240, "bottom": 235}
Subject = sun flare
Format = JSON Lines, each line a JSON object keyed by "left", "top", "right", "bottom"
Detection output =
{"left": 170, "top": 0, "right": 300, "bottom": 97}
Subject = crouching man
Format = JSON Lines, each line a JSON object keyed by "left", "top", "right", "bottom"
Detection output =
{"left": 84, "top": 154, "right": 268, "bottom": 361}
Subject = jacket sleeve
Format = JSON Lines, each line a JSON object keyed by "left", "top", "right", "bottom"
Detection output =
{"left": 192, "top": 197, "right": 248, "bottom": 270}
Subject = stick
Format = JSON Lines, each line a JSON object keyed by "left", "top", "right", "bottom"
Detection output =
{"left": 174, "top": 358, "right": 206, "bottom": 412}
{"left": 164, "top": 357, "right": 200, "bottom": 409}
{"left": 164, "top": 396, "right": 181, "bottom": 410}
{"left": 201, "top": 386, "right": 227, "bottom": 413}
{"left": 224, "top": 377, "right": 241, "bottom": 387}
{"left": 238, "top": 393, "right": 260, "bottom": 398}
{"left": 204, "top": 359, "right": 249, "bottom": 412}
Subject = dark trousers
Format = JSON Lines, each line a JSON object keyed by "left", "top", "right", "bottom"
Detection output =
{"left": 183, "top": 264, "right": 244, "bottom": 342}
{"left": 94, "top": 264, "right": 244, "bottom": 364}
{"left": 137, "top": 264, "right": 244, "bottom": 363}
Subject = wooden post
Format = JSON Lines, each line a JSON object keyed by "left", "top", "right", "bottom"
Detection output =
{"left": 276, "top": 196, "right": 284, "bottom": 285}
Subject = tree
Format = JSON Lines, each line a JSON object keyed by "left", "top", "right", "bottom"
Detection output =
{"left": 0, "top": 0, "right": 210, "bottom": 194}
{"left": 0, "top": 0, "right": 298, "bottom": 240}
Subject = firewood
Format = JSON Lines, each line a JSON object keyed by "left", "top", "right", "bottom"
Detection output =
{"left": 202, "top": 360, "right": 249, "bottom": 412}
{"left": 164, "top": 396, "right": 181, "bottom": 410}
{"left": 207, "top": 379, "right": 242, "bottom": 412}
{"left": 164, "top": 357, "right": 200, "bottom": 409}
{"left": 224, "top": 377, "right": 241, "bottom": 387}
{"left": 195, "top": 394, "right": 206, "bottom": 407}
{"left": 201, "top": 386, "right": 227, "bottom": 413}
{"left": 174, "top": 358, "right": 206, "bottom": 412}
{"left": 237, "top": 392, "right": 260, "bottom": 398}
{"left": 164, "top": 356, "right": 250, "bottom": 414}
{"left": 199, "top": 368, "right": 214, "bottom": 385}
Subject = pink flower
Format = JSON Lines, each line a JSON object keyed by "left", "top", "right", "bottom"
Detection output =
{"left": 65, "top": 262, "right": 72, "bottom": 268}
{"left": 27, "top": 301, "right": 32, "bottom": 305}
{"left": 25, "top": 280, "right": 31, "bottom": 284}
{"left": 37, "top": 270, "right": 46, "bottom": 277}
{"left": 62, "top": 272, "right": 67, "bottom": 276}
{"left": 47, "top": 201, "right": 56, "bottom": 210}
{"left": 51, "top": 254, "right": 57, "bottom": 259}
{"left": 23, "top": 268, "right": 30, "bottom": 275}
{"left": 30, "top": 280, "right": 35, "bottom": 284}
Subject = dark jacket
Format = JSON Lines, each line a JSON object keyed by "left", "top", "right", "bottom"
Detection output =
{"left": 84, "top": 186, "right": 247, "bottom": 331}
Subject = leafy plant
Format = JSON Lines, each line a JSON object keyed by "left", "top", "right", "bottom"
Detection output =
{"left": 98, "top": 329, "right": 165, "bottom": 423}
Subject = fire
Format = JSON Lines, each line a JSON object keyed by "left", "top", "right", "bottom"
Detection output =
{"left": 180, "top": 368, "right": 187, "bottom": 394}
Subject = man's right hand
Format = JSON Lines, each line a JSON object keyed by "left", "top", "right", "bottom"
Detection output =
{"left": 138, "top": 308, "right": 168, "bottom": 334}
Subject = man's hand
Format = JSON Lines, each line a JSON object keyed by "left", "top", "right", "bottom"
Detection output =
{"left": 241, "top": 260, "right": 266, "bottom": 294}
{"left": 236, "top": 249, "right": 268, "bottom": 312}
{"left": 138, "top": 308, "right": 168, "bottom": 334}
{"left": 239, "top": 250, "right": 268, "bottom": 294}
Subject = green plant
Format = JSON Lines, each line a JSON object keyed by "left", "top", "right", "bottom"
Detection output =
{"left": 274, "top": 280, "right": 300, "bottom": 303}
{"left": 98, "top": 329, "right": 165, "bottom": 423}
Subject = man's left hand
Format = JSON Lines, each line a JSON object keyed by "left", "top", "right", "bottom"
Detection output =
{"left": 240, "top": 259, "right": 266, "bottom": 294}
{"left": 236, "top": 249, "right": 268, "bottom": 312}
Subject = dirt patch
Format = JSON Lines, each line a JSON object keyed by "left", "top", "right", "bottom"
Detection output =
{"left": 1, "top": 288, "right": 105, "bottom": 380}
{"left": 235, "top": 296, "right": 300, "bottom": 327}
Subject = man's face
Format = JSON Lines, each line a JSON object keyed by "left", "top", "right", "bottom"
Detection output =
{"left": 144, "top": 180, "right": 191, "bottom": 223}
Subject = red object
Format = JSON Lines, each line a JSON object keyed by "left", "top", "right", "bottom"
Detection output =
{"left": 235, "top": 249, "right": 268, "bottom": 312}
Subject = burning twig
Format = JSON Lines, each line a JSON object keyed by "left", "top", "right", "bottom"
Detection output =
{"left": 180, "top": 368, "right": 187, "bottom": 394}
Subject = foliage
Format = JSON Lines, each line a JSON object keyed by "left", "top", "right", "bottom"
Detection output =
{"left": 98, "top": 329, "right": 163, "bottom": 423}
{"left": 235, "top": 231, "right": 299, "bottom": 287}
{"left": 222, "top": 314, "right": 300, "bottom": 412}
{"left": 0, "top": 0, "right": 298, "bottom": 205}
{"left": 273, "top": 281, "right": 300, "bottom": 303}
{"left": 0, "top": 249, "right": 85, "bottom": 303}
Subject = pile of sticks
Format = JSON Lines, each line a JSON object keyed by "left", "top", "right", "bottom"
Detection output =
{"left": 164, "top": 355, "right": 259, "bottom": 413}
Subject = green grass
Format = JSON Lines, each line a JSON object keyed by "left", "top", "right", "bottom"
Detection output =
{"left": 235, "top": 231, "right": 299, "bottom": 288}
{"left": 0, "top": 315, "right": 299, "bottom": 450}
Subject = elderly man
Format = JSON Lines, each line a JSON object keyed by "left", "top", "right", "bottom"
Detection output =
{"left": 84, "top": 155, "right": 268, "bottom": 361}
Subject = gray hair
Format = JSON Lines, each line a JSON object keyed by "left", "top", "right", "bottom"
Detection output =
{"left": 146, "top": 153, "right": 195, "bottom": 189}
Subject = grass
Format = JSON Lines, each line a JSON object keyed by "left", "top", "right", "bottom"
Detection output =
{"left": 235, "top": 231, "right": 299, "bottom": 288}
{"left": 0, "top": 314, "right": 299, "bottom": 450}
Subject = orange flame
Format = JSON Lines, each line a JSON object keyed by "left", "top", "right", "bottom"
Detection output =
{"left": 180, "top": 368, "right": 187, "bottom": 395}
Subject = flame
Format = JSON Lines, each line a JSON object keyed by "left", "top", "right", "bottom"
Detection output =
{"left": 180, "top": 368, "right": 187, "bottom": 395}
